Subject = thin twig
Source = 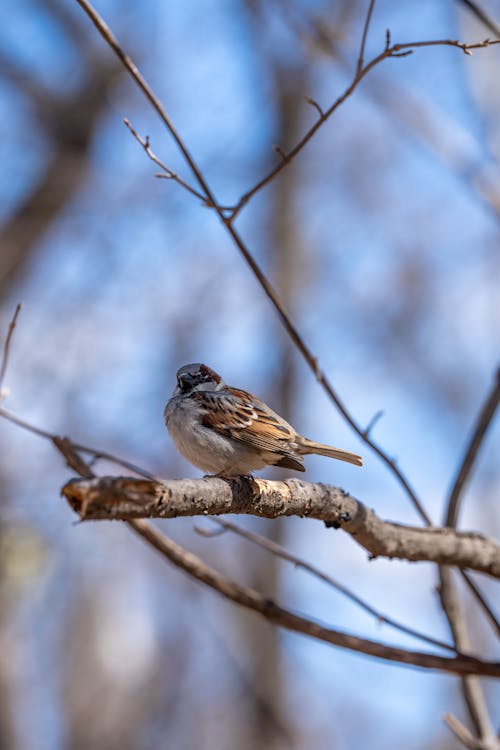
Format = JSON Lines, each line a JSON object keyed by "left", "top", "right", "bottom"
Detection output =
{"left": 293, "top": 10, "right": 500, "bottom": 229}
{"left": 444, "top": 713, "right": 481, "bottom": 749}
{"left": 74, "top": 446, "right": 155, "bottom": 479}
{"left": 391, "top": 37, "right": 500, "bottom": 56}
{"left": 227, "top": 38, "right": 500, "bottom": 219}
{"left": 439, "top": 369, "right": 500, "bottom": 746}
{"left": 456, "top": 0, "right": 500, "bottom": 38}
{"left": 363, "top": 409, "right": 384, "bottom": 438}
{"left": 438, "top": 567, "right": 498, "bottom": 744}
{"left": 0, "top": 303, "right": 21, "bottom": 394}
{"left": 461, "top": 571, "right": 500, "bottom": 638}
{"left": 128, "top": 517, "right": 500, "bottom": 677}
{"left": 200, "top": 517, "right": 457, "bottom": 653}
{"left": 0, "top": 407, "right": 155, "bottom": 479}
{"left": 445, "top": 367, "right": 500, "bottom": 528}
{"left": 123, "top": 118, "right": 210, "bottom": 206}
{"left": 74, "top": 0, "right": 219, "bottom": 213}
{"left": 305, "top": 96, "right": 324, "bottom": 117}
{"left": 357, "top": 0, "right": 376, "bottom": 75}
{"left": 440, "top": 364, "right": 500, "bottom": 695}
{"left": 0, "top": 406, "right": 55, "bottom": 441}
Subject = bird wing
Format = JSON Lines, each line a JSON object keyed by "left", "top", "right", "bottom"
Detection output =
{"left": 192, "top": 387, "right": 304, "bottom": 469}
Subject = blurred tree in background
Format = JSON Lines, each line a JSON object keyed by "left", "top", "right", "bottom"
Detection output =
{"left": 0, "top": 1, "right": 499, "bottom": 748}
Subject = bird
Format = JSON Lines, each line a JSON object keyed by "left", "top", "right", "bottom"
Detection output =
{"left": 164, "top": 363, "right": 362, "bottom": 477}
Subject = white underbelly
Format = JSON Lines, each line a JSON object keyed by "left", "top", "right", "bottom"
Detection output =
{"left": 165, "top": 398, "right": 267, "bottom": 474}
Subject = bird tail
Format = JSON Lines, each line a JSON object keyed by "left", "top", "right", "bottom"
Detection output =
{"left": 299, "top": 438, "right": 363, "bottom": 467}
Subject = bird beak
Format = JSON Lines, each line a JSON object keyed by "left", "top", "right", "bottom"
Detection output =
{"left": 179, "top": 372, "right": 196, "bottom": 390}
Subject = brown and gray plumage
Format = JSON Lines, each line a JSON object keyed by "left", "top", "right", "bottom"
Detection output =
{"left": 164, "top": 363, "right": 362, "bottom": 476}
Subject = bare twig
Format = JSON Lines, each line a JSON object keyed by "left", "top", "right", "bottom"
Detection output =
{"left": 61, "top": 475, "right": 500, "bottom": 579}
{"left": 436, "top": 366, "right": 500, "bottom": 747}
{"left": 123, "top": 118, "right": 211, "bottom": 206}
{"left": 0, "top": 406, "right": 55, "bottom": 441}
{"left": 438, "top": 368, "right": 500, "bottom": 748}
{"left": 357, "top": 0, "right": 376, "bottom": 75}
{"left": 291, "top": 10, "right": 500, "bottom": 229}
{"left": 128, "top": 517, "right": 500, "bottom": 677}
{"left": 78, "top": 448, "right": 155, "bottom": 479}
{"left": 455, "top": 0, "right": 500, "bottom": 39}
{"left": 52, "top": 436, "right": 95, "bottom": 478}
{"left": 438, "top": 366, "right": 500, "bottom": 676}
{"left": 305, "top": 96, "right": 324, "bottom": 117}
{"left": 0, "top": 303, "right": 21, "bottom": 395}
{"left": 445, "top": 367, "right": 500, "bottom": 528}
{"left": 74, "top": 0, "right": 220, "bottom": 219}
{"left": 363, "top": 409, "right": 384, "bottom": 438}
{"left": 444, "top": 712, "right": 481, "bottom": 749}
{"left": 438, "top": 567, "right": 498, "bottom": 746}
{"left": 200, "top": 517, "right": 457, "bottom": 653}
{"left": 227, "top": 38, "right": 500, "bottom": 219}
{"left": 0, "top": 406, "right": 155, "bottom": 479}
{"left": 390, "top": 37, "right": 500, "bottom": 56}
{"left": 272, "top": 145, "right": 288, "bottom": 163}
{"left": 461, "top": 572, "right": 500, "bottom": 638}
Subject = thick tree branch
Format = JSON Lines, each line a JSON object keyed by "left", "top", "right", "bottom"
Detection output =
{"left": 4, "top": 403, "right": 497, "bottom": 678}
{"left": 62, "top": 476, "right": 500, "bottom": 578}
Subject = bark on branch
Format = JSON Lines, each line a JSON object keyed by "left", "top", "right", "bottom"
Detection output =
{"left": 62, "top": 476, "right": 500, "bottom": 579}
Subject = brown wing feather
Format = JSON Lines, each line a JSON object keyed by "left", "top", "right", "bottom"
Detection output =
{"left": 274, "top": 455, "right": 306, "bottom": 472}
{"left": 193, "top": 388, "right": 303, "bottom": 468}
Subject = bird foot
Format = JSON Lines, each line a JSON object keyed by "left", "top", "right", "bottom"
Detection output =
{"left": 203, "top": 472, "right": 254, "bottom": 482}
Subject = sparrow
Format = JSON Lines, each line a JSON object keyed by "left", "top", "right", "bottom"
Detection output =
{"left": 164, "top": 363, "right": 363, "bottom": 476}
